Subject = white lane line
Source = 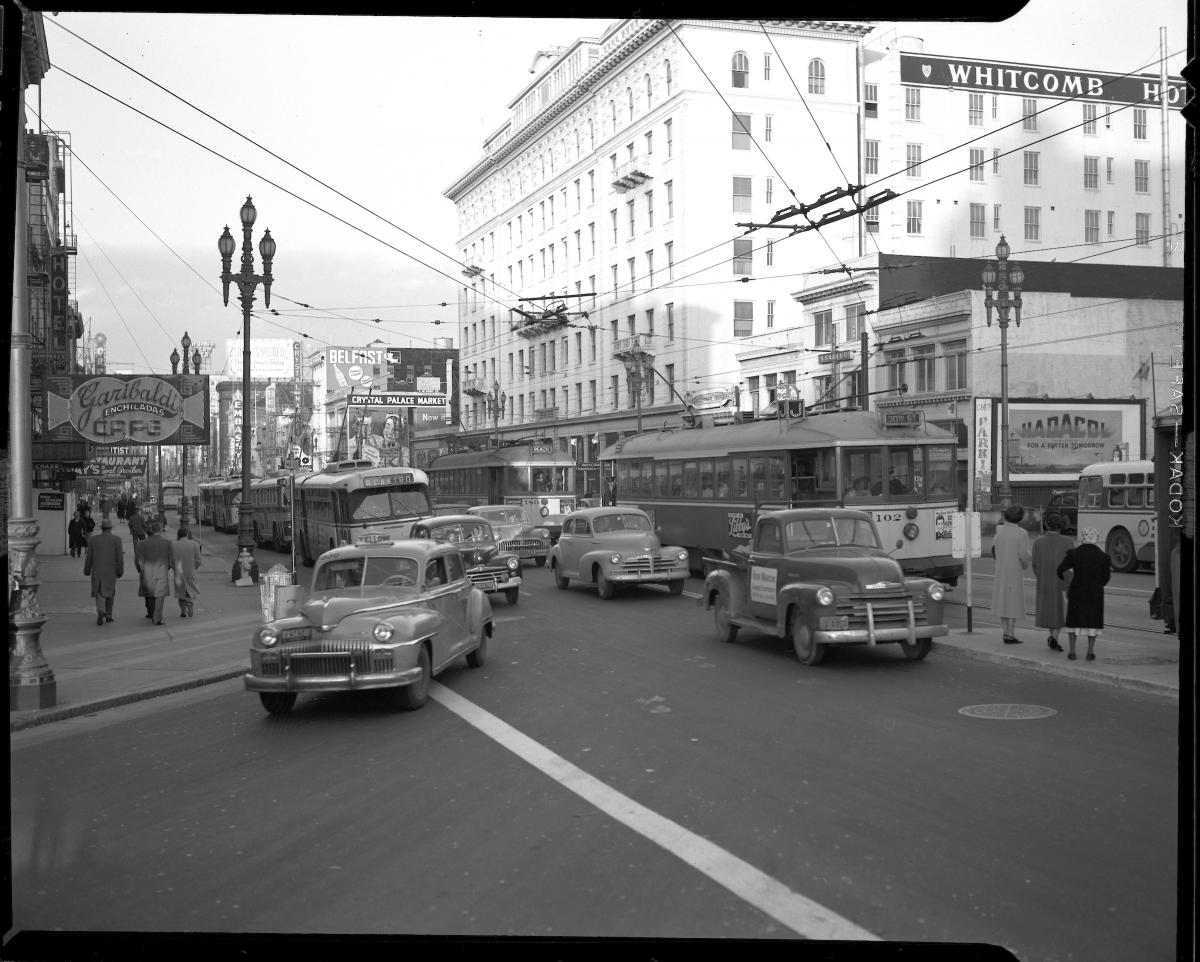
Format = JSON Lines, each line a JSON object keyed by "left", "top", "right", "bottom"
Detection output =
{"left": 431, "top": 682, "right": 878, "bottom": 941}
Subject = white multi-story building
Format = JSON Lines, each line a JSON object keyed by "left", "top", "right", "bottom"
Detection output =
{"left": 442, "top": 19, "right": 1185, "bottom": 501}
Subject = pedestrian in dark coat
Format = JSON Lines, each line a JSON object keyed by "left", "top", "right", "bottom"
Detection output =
{"left": 1032, "top": 512, "right": 1074, "bottom": 652}
{"left": 1056, "top": 525, "right": 1112, "bottom": 661}
{"left": 81, "top": 506, "right": 96, "bottom": 540}
{"left": 173, "top": 526, "right": 202, "bottom": 618}
{"left": 128, "top": 509, "right": 147, "bottom": 543}
{"left": 135, "top": 520, "right": 174, "bottom": 625}
{"left": 83, "top": 517, "right": 124, "bottom": 625}
{"left": 68, "top": 509, "right": 87, "bottom": 558}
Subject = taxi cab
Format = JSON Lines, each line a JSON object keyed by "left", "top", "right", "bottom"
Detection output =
{"left": 244, "top": 531, "right": 493, "bottom": 715}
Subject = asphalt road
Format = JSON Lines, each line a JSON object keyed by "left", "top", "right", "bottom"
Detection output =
{"left": 10, "top": 556, "right": 1178, "bottom": 959}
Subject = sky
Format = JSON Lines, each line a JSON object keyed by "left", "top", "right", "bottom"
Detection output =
{"left": 30, "top": 4, "right": 1189, "bottom": 378}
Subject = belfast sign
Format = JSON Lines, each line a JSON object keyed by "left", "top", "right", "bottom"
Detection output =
{"left": 43, "top": 373, "right": 211, "bottom": 445}
{"left": 900, "top": 54, "right": 1186, "bottom": 108}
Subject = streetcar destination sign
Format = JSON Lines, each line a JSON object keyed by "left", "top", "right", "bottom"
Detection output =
{"left": 818, "top": 350, "right": 854, "bottom": 364}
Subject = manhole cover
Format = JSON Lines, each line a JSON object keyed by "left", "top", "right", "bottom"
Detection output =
{"left": 959, "top": 704, "right": 1058, "bottom": 720}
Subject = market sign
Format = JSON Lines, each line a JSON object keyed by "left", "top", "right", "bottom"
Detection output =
{"left": 349, "top": 392, "right": 447, "bottom": 407}
{"left": 900, "top": 54, "right": 1186, "bottom": 108}
{"left": 43, "top": 374, "right": 210, "bottom": 445}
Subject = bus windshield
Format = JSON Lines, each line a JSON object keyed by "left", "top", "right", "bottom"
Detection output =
{"left": 346, "top": 486, "right": 431, "bottom": 522}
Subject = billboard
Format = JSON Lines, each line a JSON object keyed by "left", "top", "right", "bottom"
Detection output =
{"left": 81, "top": 444, "right": 149, "bottom": 478}
{"left": 43, "top": 374, "right": 210, "bottom": 445}
{"left": 222, "top": 338, "right": 299, "bottom": 379}
{"left": 345, "top": 405, "right": 407, "bottom": 467}
{"left": 326, "top": 345, "right": 399, "bottom": 392}
{"left": 988, "top": 398, "right": 1144, "bottom": 482}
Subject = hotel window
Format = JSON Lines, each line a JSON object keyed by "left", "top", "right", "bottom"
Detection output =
{"left": 611, "top": 264, "right": 618, "bottom": 293}
{"left": 645, "top": 73, "right": 652, "bottom": 104}
{"left": 912, "top": 345, "right": 936, "bottom": 393}
{"left": 993, "top": 148, "right": 1001, "bottom": 174}
{"left": 1023, "top": 151, "right": 1040, "bottom": 186}
{"left": 763, "top": 53, "right": 771, "bottom": 80}
{"left": 944, "top": 340, "right": 968, "bottom": 391}
{"left": 665, "top": 61, "right": 673, "bottom": 96}
{"left": 732, "top": 113, "right": 751, "bottom": 149}
{"left": 865, "top": 207, "right": 879, "bottom": 232}
{"left": 627, "top": 199, "right": 636, "bottom": 237}
{"left": 666, "top": 242, "right": 674, "bottom": 279}
{"left": 589, "top": 328, "right": 597, "bottom": 360}
{"left": 885, "top": 350, "right": 906, "bottom": 391}
{"left": 540, "top": 201, "right": 546, "bottom": 231}
{"left": 865, "top": 140, "right": 879, "bottom": 175}
{"left": 808, "top": 59, "right": 825, "bottom": 95}
{"left": 994, "top": 204, "right": 1002, "bottom": 231}
{"left": 574, "top": 179, "right": 581, "bottom": 211}
{"left": 733, "top": 238, "right": 753, "bottom": 275}
{"left": 1133, "top": 108, "right": 1147, "bottom": 139}
{"left": 1022, "top": 97, "right": 1037, "bottom": 130}
{"left": 1107, "top": 211, "right": 1115, "bottom": 236}
{"left": 968, "top": 92, "right": 983, "bottom": 126}
{"left": 906, "top": 143, "right": 922, "bottom": 177}
{"left": 747, "top": 376, "right": 761, "bottom": 412}
{"left": 864, "top": 83, "right": 878, "bottom": 117}
{"left": 733, "top": 300, "right": 754, "bottom": 337}
{"left": 732, "top": 51, "right": 749, "bottom": 88}
{"left": 733, "top": 176, "right": 752, "bottom": 212}
{"left": 627, "top": 257, "right": 636, "bottom": 291}
{"left": 1134, "top": 160, "right": 1150, "bottom": 193}
{"left": 813, "top": 309, "right": 833, "bottom": 345}
{"left": 574, "top": 229, "right": 582, "bottom": 263}
{"left": 767, "top": 299, "right": 775, "bottom": 328}
{"left": 1085, "top": 209, "right": 1100, "bottom": 243}
{"left": 765, "top": 176, "right": 774, "bottom": 204}
{"left": 645, "top": 307, "right": 654, "bottom": 335}
{"left": 646, "top": 190, "right": 654, "bottom": 228}
{"left": 665, "top": 118, "right": 673, "bottom": 157}
{"left": 970, "top": 148, "right": 985, "bottom": 181}
{"left": 587, "top": 222, "right": 595, "bottom": 257}
{"left": 992, "top": 94, "right": 999, "bottom": 118}
{"left": 844, "top": 301, "right": 864, "bottom": 340}
{"left": 575, "top": 332, "right": 582, "bottom": 365}
{"left": 646, "top": 250, "right": 655, "bottom": 283}
{"left": 1084, "top": 156, "right": 1099, "bottom": 189}
{"left": 667, "top": 302, "right": 675, "bottom": 341}
{"left": 645, "top": 130, "right": 653, "bottom": 156}
{"left": 610, "top": 209, "right": 618, "bottom": 243}
{"left": 562, "top": 337, "right": 569, "bottom": 368}
{"left": 904, "top": 86, "right": 920, "bottom": 120}
{"left": 906, "top": 200, "right": 923, "bottom": 234}
{"left": 1135, "top": 213, "right": 1150, "bottom": 245}
{"left": 611, "top": 375, "right": 620, "bottom": 409}
{"left": 666, "top": 180, "right": 674, "bottom": 219}
{"left": 970, "top": 203, "right": 987, "bottom": 238}
{"left": 764, "top": 114, "right": 773, "bottom": 142}
{"left": 1106, "top": 157, "right": 1114, "bottom": 183}
{"left": 1024, "top": 206, "right": 1041, "bottom": 242}
{"left": 1083, "top": 103, "right": 1097, "bottom": 134}
{"left": 766, "top": 239, "right": 774, "bottom": 266}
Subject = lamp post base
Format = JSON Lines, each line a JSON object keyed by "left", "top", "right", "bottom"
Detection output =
{"left": 998, "top": 482, "right": 1013, "bottom": 507}
{"left": 233, "top": 504, "right": 260, "bottom": 586}
{"left": 8, "top": 516, "right": 56, "bottom": 711}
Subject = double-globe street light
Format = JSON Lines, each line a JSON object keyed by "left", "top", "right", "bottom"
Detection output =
{"left": 169, "top": 331, "right": 203, "bottom": 526}
{"left": 219, "top": 197, "right": 275, "bottom": 577}
{"left": 981, "top": 235, "right": 1025, "bottom": 508}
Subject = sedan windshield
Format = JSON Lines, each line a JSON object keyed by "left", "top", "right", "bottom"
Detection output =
{"left": 479, "top": 508, "right": 525, "bottom": 525}
{"left": 431, "top": 522, "right": 494, "bottom": 544}
{"left": 592, "top": 513, "right": 652, "bottom": 534}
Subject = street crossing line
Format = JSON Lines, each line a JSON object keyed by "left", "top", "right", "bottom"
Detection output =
{"left": 430, "top": 682, "right": 880, "bottom": 941}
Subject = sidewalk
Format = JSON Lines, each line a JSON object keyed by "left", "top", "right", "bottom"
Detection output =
{"left": 10, "top": 523, "right": 1183, "bottom": 731}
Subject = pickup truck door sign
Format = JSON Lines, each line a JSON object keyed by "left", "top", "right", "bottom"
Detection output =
{"left": 749, "top": 563, "right": 777, "bottom": 605}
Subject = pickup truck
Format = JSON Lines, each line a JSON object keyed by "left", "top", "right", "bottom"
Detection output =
{"left": 699, "top": 508, "right": 948, "bottom": 665}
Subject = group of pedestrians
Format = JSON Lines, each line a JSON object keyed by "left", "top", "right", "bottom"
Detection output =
{"left": 67, "top": 504, "right": 96, "bottom": 557}
{"left": 991, "top": 503, "right": 1112, "bottom": 660}
{"left": 80, "top": 501, "right": 203, "bottom": 627}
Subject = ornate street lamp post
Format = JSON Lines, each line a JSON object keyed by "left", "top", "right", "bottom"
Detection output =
{"left": 219, "top": 197, "right": 275, "bottom": 580}
{"left": 486, "top": 381, "right": 506, "bottom": 449}
{"left": 170, "top": 332, "right": 202, "bottom": 526}
{"left": 981, "top": 235, "right": 1025, "bottom": 508}
{"left": 621, "top": 342, "right": 654, "bottom": 434}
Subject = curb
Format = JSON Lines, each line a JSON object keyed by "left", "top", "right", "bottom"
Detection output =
{"left": 931, "top": 641, "right": 1179, "bottom": 700}
{"left": 9, "top": 665, "right": 248, "bottom": 732}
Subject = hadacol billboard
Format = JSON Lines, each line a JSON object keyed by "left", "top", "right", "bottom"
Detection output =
{"left": 990, "top": 398, "right": 1144, "bottom": 481}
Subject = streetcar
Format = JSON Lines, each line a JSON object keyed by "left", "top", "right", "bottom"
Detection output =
{"left": 599, "top": 409, "right": 962, "bottom": 583}
{"left": 294, "top": 460, "right": 434, "bottom": 566}
{"left": 426, "top": 440, "right": 578, "bottom": 525}
{"left": 1076, "top": 458, "right": 1156, "bottom": 573}
{"left": 160, "top": 481, "right": 183, "bottom": 513}
{"left": 203, "top": 478, "right": 245, "bottom": 533}
{"left": 248, "top": 475, "right": 297, "bottom": 552}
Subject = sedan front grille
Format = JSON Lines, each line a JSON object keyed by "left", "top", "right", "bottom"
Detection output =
{"left": 468, "top": 569, "right": 510, "bottom": 588}
{"left": 499, "top": 538, "right": 547, "bottom": 554}
{"left": 259, "top": 641, "right": 393, "bottom": 678}
{"left": 617, "top": 556, "right": 678, "bottom": 575}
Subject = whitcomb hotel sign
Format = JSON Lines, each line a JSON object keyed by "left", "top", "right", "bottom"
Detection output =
{"left": 43, "top": 374, "right": 210, "bottom": 445}
{"left": 900, "top": 55, "right": 1186, "bottom": 107}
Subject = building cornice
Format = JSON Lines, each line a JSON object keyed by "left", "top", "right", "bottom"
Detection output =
{"left": 793, "top": 278, "right": 873, "bottom": 305}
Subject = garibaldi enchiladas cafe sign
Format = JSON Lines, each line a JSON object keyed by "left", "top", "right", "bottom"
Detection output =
{"left": 899, "top": 54, "right": 1186, "bottom": 108}
{"left": 43, "top": 374, "right": 210, "bottom": 445}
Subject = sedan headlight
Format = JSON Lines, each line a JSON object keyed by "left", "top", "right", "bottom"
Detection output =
{"left": 534, "top": 528, "right": 550, "bottom": 539}
{"left": 507, "top": 557, "right": 520, "bottom": 571}
{"left": 815, "top": 586, "right": 835, "bottom": 606}
{"left": 257, "top": 626, "right": 280, "bottom": 648}
{"left": 372, "top": 622, "right": 395, "bottom": 642}
{"left": 610, "top": 553, "right": 622, "bottom": 564}
{"left": 676, "top": 550, "right": 688, "bottom": 562}
{"left": 927, "top": 582, "right": 946, "bottom": 602}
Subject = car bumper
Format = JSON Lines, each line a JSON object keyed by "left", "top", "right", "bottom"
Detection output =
{"left": 244, "top": 665, "right": 423, "bottom": 693}
{"left": 244, "top": 643, "right": 423, "bottom": 692}
{"left": 608, "top": 569, "right": 688, "bottom": 585}
{"left": 469, "top": 574, "right": 523, "bottom": 592}
{"left": 813, "top": 623, "right": 949, "bottom": 645}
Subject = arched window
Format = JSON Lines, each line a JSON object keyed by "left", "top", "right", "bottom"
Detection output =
{"left": 645, "top": 73, "right": 652, "bottom": 103}
{"left": 627, "top": 87, "right": 634, "bottom": 120}
{"left": 808, "top": 58, "right": 826, "bottom": 95}
{"left": 732, "top": 51, "right": 750, "bottom": 88}
{"left": 665, "top": 60, "right": 673, "bottom": 95}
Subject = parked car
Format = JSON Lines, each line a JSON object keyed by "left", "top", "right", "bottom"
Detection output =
{"left": 548, "top": 506, "right": 689, "bottom": 599}
{"left": 244, "top": 533, "right": 492, "bottom": 715}
{"left": 700, "top": 508, "right": 948, "bottom": 665}
{"left": 467, "top": 505, "right": 551, "bottom": 567}
{"left": 410, "top": 515, "right": 523, "bottom": 604}
{"left": 433, "top": 502, "right": 475, "bottom": 517}
{"left": 1042, "top": 488, "right": 1079, "bottom": 534}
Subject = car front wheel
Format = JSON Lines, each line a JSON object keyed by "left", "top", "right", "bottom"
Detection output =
{"left": 791, "top": 614, "right": 826, "bottom": 666}
{"left": 467, "top": 626, "right": 487, "bottom": 668}
{"left": 1106, "top": 528, "right": 1138, "bottom": 573}
{"left": 259, "top": 692, "right": 297, "bottom": 715}
{"left": 668, "top": 579, "right": 684, "bottom": 596}
{"left": 596, "top": 569, "right": 615, "bottom": 599}
{"left": 392, "top": 645, "right": 431, "bottom": 711}
{"left": 504, "top": 586, "right": 520, "bottom": 605}
{"left": 899, "top": 637, "right": 932, "bottom": 660}
{"left": 713, "top": 588, "right": 738, "bottom": 644}
{"left": 552, "top": 561, "right": 569, "bottom": 590}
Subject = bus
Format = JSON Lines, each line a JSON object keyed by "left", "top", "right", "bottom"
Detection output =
{"left": 426, "top": 441, "right": 578, "bottom": 524}
{"left": 249, "top": 476, "right": 297, "bottom": 552}
{"left": 204, "top": 478, "right": 245, "bottom": 533}
{"left": 1076, "top": 458, "right": 1155, "bottom": 573}
{"left": 294, "top": 460, "right": 433, "bottom": 566}
{"left": 161, "top": 481, "right": 183, "bottom": 513}
{"left": 599, "top": 409, "right": 962, "bottom": 582}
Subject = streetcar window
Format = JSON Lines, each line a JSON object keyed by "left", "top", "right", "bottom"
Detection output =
{"left": 767, "top": 454, "right": 787, "bottom": 498}
{"left": 715, "top": 459, "right": 732, "bottom": 499}
{"left": 732, "top": 457, "right": 749, "bottom": 498}
{"left": 843, "top": 448, "right": 884, "bottom": 498}
{"left": 654, "top": 462, "right": 669, "bottom": 498}
{"left": 668, "top": 461, "right": 682, "bottom": 497}
{"left": 506, "top": 466, "right": 531, "bottom": 494}
{"left": 812, "top": 448, "right": 837, "bottom": 496}
{"left": 682, "top": 461, "right": 699, "bottom": 498}
{"left": 749, "top": 456, "right": 767, "bottom": 497}
{"left": 925, "top": 445, "right": 955, "bottom": 496}
{"left": 886, "top": 447, "right": 919, "bottom": 495}
{"left": 698, "top": 459, "right": 715, "bottom": 498}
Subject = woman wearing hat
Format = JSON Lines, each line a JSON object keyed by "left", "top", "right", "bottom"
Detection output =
{"left": 83, "top": 517, "right": 124, "bottom": 626}
{"left": 992, "top": 503, "right": 1033, "bottom": 644}
{"left": 1056, "top": 526, "right": 1112, "bottom": 661}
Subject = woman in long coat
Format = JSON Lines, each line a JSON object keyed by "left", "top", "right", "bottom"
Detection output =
{"left": 1032, "top": 512, "right": 1074, "bottom": 651}
{"left": 992, "top": 503, "right": 1032, "bottom": 644}
{"left": 68, "top": 509, "right": 87, "bottom": 558}
{"left": 173, "top": 526, "right": 202, "bottom": 618}
{"left": 1057, "top": 525, "right": 1112, "bottom": 661}
{"left": 135, "top": 520, "right": 173, "bottom": 625}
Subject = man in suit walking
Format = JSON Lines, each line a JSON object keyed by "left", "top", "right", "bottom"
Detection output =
{"left": 135, "top": 520, "right": 174, "bottom": 625}
{"left": 83, "top": 517, "right": 125, "bottom": 626}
